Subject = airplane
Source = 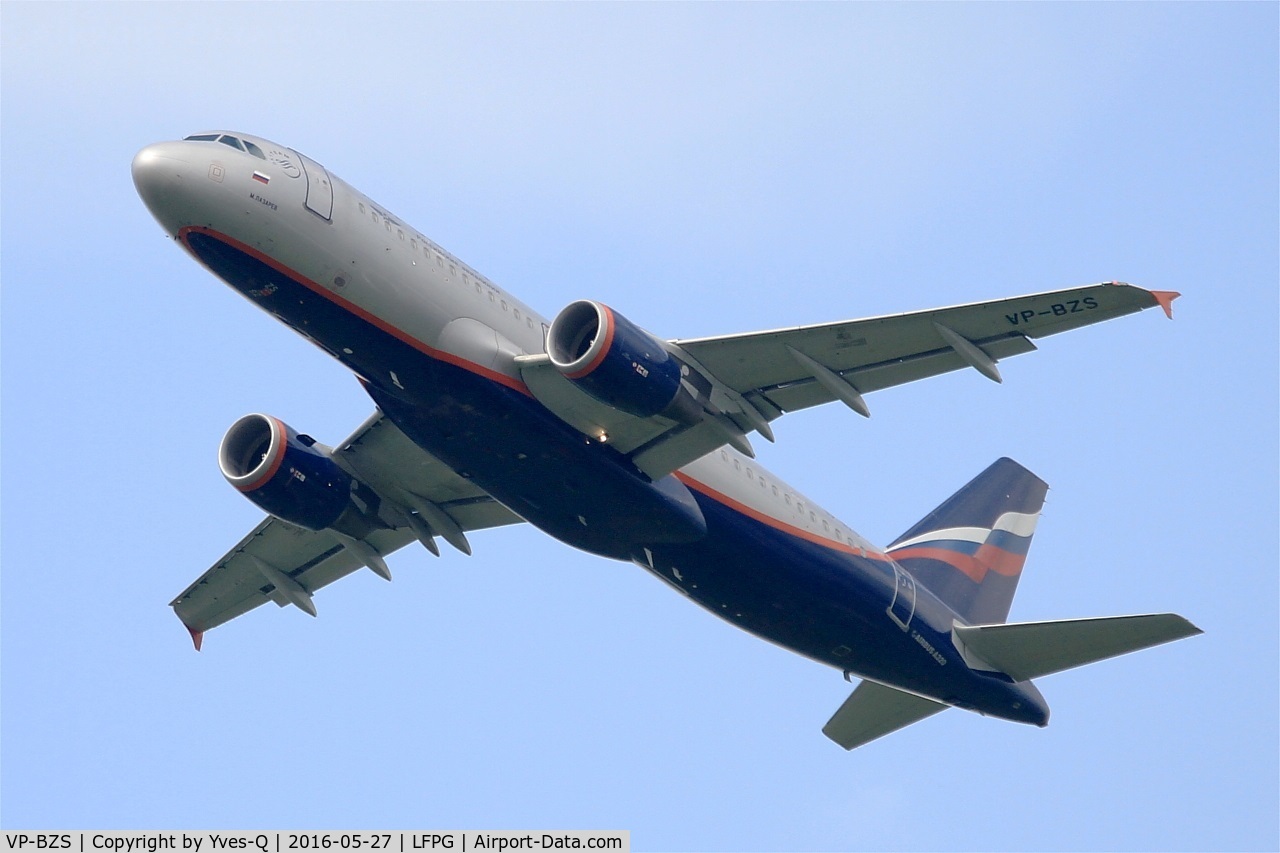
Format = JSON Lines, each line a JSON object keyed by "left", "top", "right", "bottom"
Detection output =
{"left": 133, "top": 130, "right": 1200, "bottom": 750}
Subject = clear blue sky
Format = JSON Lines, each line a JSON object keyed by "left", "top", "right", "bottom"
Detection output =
{"left": 3, "top": 4, "right": 1276, "bottom": 850}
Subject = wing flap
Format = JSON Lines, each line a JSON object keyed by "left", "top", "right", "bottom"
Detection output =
{"left": 822, "top": 680, "right": 950, "bottom": 750}
{"left": 758, "top": 334, "right": 1037, "bottom": 414}
{"left": 171, "top": 521, "right": 409, "bottom": 633}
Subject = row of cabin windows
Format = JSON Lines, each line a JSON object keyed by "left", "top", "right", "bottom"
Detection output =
{"left": 356, "top": 201, "right": 536, "bottom": 330}
{"left": 717, "top": 450, "right": 853, "bottom": 544}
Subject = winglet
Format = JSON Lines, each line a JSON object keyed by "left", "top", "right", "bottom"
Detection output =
{"left": 185, "top": 624, "right": 204, "bottom": 652}
{"left": 1149, "top": 290, "right": 1180, "bottom": 319}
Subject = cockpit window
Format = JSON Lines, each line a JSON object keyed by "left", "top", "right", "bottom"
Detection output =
{"left": 183, "top": 133, "right": 268, "bottom": 160}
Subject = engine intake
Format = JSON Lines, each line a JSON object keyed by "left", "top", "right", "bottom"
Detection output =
{"left": 219, "top": 414, "right": 357, "bottom": 531}
{"left": 548, "top": 301, "right": 697, "bottom": 421}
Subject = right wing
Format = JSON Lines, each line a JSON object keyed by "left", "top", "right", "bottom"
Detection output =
{"left": 519, "top": 283, "right": 1177, "bottom": 480}
{"left": 170, "top": 412, "right": 522, "bottom": 646}
{"left": 672, "top": 281, "right": 1177, "bottom": 417}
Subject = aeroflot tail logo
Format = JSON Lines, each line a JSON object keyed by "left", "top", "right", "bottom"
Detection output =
{"left": 889, "top": 511, "right": 1039, "bottom": 583}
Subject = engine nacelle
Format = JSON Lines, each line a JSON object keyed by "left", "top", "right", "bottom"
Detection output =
{"left": 548, "top": 300, "right": 697, "bottom": 420}
{"left": 219, "top": 413, "right": 356, "bottom": 531}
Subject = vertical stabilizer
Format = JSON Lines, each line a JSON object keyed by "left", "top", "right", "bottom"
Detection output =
{"left": 887, "top": 458, "right": 1047, "bottom": 624}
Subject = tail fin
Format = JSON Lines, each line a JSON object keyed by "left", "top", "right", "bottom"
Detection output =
{"left": 887, "top": 457, "right": 1047, "bottom": 624}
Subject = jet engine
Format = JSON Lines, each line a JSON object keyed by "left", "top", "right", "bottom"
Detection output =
{"left": 219, "top": 413, "right": 372, "bottom": 532}
{"left": 547, "top": 300, "right": 700, "bottom": 421}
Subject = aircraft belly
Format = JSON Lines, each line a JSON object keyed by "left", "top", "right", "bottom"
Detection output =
{"left": 366, "top": 381, "right": 709, "bottom": 558}
{"left": 183, "top": 228, "right": 708, "bottom": 558}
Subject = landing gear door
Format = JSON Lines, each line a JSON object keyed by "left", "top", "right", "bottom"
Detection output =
{"left": 887, "top": 564, "right": 916, "bottom": 630}
{"left": 293, "top": 150, "right": 333, "bottom": 221}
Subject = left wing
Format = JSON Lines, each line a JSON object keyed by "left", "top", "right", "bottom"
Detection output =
{"left": 518, "top": 282, "right": 1177, "bottom": 479}
{"left": 171, "top": 413, "right": 522, "bottom": 645}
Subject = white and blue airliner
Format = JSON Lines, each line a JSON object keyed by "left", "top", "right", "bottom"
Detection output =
{"left": 134, "top": 131, "right": 1199, "bottom": 750}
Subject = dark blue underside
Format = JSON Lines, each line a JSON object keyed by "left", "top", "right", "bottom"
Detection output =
{"left": 187, "top": 230, "right": 1046, "bottom": 720}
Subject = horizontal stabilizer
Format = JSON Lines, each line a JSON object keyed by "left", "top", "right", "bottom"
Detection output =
{"left": 952, "top": 613, "right": 1202, "bottom": 682}
{"left": 823, "top": 679, "right": 949, "bottom": 750}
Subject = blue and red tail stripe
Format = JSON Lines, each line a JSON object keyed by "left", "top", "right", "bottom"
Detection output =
{"left": 888, "top": 459, "right": 1048, "bottom": 624}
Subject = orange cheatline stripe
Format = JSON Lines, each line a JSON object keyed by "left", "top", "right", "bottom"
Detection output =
{"left": 178, "top": 226, "right": 533, "bottom": 397}
{"left": 674, "top": 471, "right": 889, "bottom": 560}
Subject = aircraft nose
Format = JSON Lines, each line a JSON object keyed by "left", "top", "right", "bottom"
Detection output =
{"left": 132, "top": 142, "right": 192, "bottom": 230}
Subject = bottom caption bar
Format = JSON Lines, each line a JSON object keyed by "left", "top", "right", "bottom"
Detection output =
{"left": 2, "top": 833, "right": 629, "bottom": 853}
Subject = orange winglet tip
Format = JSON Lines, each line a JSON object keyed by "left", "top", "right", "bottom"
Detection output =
{"left": 1150, "top": 290, "right": 1180, "bottom": 319}
{"left": 186, "top": 624, "right": 204, "bottom": 652}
